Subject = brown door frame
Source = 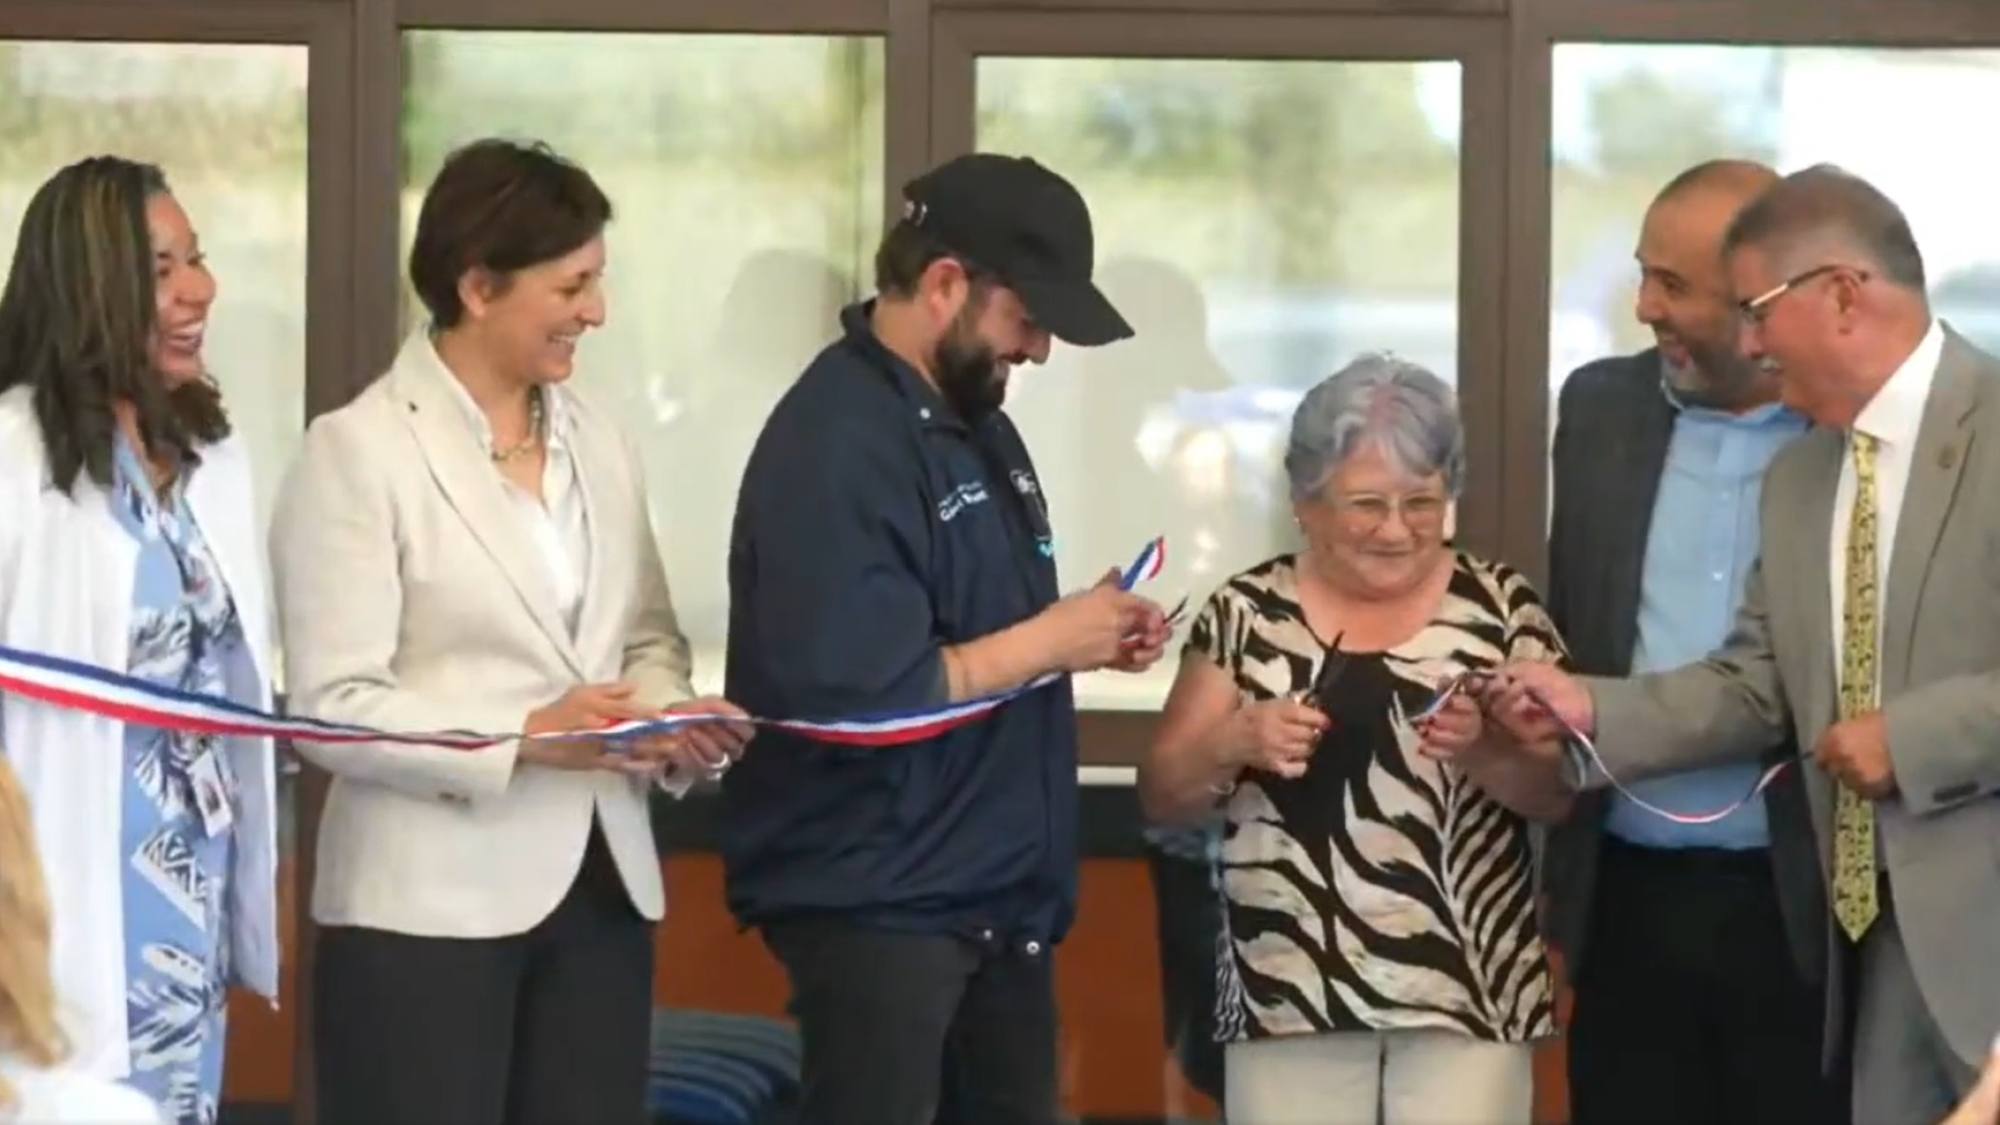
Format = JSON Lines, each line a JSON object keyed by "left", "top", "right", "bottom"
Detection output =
{"left": 931, "top": 8, "right": 1510, "bottom": 570}
{"left": 928, "top": 8, "right": 1509, "bottom": 763}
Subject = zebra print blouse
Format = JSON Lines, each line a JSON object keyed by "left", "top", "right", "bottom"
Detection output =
{"left": 1192, "top": 552, "right": 1562, "bottom": 1044}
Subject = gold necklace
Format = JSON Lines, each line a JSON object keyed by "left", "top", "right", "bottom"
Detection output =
{"left": 490, "top": 392, "right": 544, "bottom": 463}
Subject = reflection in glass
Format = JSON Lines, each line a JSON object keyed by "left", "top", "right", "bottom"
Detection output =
{"left": 0, "top": 40, "right": 309, "bottom": 551}
{"left": 402, "top": 31, "right": 885, "bottom": 692}
{"left": 977, "top": 57, "right": 1463, "bottom": 709}
{"left": 1550, "top": 45, "right": 2000, "bottom": 408}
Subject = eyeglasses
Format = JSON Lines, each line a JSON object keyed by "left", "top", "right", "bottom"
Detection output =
{"left": 1329, "top": 491, "right": 1449, "bottom": 531}
{"left": 1738, "top": 264, "right": 1868, "bottom": 325}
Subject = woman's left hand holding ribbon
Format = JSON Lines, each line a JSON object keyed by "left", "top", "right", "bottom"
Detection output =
{"left": 1414, "top": 688, "right": 1485, "bottom": 762}
{"left": 624, "top": 696, "right": 754, "bottom": 779}
{"left": 521, "top": 682, "right": 663, "bottom": 775}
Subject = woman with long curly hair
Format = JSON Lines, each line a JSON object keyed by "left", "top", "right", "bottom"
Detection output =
{"left": 0, "top": 156, "right": 278, "bottom": 1125}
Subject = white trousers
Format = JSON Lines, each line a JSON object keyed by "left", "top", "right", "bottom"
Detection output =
{"left": 1225, "top": 1029, "right": 1533, "bottom": 1125}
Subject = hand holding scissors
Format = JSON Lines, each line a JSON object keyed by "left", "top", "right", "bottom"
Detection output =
{"left": 1413, "top": 670, "right": 1490, "bottom": 762}
{"left": 1224, "top": 632, "right": 1344, "bottom": 780}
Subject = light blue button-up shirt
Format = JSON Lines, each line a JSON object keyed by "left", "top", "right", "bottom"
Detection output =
{"left": 1603, "top": 380, "right": 1808, "bottom": 849}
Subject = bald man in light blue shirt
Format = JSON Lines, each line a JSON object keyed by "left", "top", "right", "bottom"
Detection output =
{"left": 1540, "top": 160, "right": 1844, "bottom": 1125}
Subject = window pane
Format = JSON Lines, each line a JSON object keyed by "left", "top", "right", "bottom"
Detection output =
{"left": 977, "top": 56, "right": 1463, "bottom": 709}
{"left": 402, "top": 31, "right": 885, "bottom": 694}
{"left": 0, "top": 40, "right": 309, "bottom": 554}
{"left": 1551, "top": 45, "right": 2000, "bottom": 413}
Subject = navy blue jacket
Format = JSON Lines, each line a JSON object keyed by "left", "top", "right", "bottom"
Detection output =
{"left": 721, "top": 303, "right": 1079, "bottom": 946}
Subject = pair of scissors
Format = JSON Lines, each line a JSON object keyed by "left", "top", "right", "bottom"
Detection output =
{"left": 1118, "top": 593, "right": 1190, "bottom": 647}
{"left": 1414, "top": 669, "right": 1492, "bottom": 723}
{"left": 1303, "top": 631, "right": 1349, "bottom": 713}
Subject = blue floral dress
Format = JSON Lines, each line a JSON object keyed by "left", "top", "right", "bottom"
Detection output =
{"left": 110, "top": 436, "right": 245, "bottom": 1125}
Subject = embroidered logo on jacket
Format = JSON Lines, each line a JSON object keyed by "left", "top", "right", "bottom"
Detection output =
{"left": 936, "top": 481, "right": 990, "bottom": 522}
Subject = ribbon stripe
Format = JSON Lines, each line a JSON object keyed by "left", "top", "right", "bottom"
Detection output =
{"left": 0, "top": 537, "right": 1172, "bottom": 753}
{"left": 1, "top": 531, "right": 1775, "bottom": 829}
{"left": 1527, "top": 685, "right": 1796, "bottom": 827}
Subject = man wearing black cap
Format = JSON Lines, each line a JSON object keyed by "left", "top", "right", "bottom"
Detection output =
{"left": 721, "top": 153, "right": 1168, "bottom": 1123}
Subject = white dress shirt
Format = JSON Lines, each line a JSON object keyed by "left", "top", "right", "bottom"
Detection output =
{"left": 1829, "top": 317, "right": 1945, "bottom": 704}
{"left": 438, "top": 364, "right": 592, "bottom": 637}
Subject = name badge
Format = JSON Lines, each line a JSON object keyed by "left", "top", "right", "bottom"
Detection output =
{"left": 188, "top": 746, "right": 234, "bottom": 838}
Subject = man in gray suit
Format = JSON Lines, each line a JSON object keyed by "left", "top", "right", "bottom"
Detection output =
{"left": 1542, "top": 159, "right": 1842, "bottom": 1124}
{"left": 1492, "top": 164, "right": 2000, "bottom": 1124}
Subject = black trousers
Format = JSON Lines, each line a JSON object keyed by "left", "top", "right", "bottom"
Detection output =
{"left": 314, "top": 824, "right": 655, "bottom": 1125}
{"left": 762, "top": 916, "right": 1059, "bottom": 1125}
{"left": 1144, "top": 849, "right": 1224, "bottom": 1104}
{"left": 1568, "top": 838, "right": 1848, "bottom": 1125}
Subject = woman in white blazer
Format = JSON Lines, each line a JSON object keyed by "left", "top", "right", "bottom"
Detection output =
{"left": 271, "top": 139, "right": 750, "bottom": 1125}
{"left": 0, "top": 158, "right": 278, "bottom": 1125}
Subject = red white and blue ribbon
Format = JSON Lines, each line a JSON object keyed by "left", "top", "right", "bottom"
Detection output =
{"left": 0, "top": 537, "right": 1177, "bottom": 753}
{"left": 1122, "top": 536, "right": 1165, "bottom": 588}
{"left": 1529, "top": 685, "right": 1796, "bottom": 826}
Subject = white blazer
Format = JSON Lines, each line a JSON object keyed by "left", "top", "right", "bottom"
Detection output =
{"left": 0, "top": 386, "right": 279, "bottom": 1080}
{"left": 271, "top": 330, "right": 694, "bottom": 936}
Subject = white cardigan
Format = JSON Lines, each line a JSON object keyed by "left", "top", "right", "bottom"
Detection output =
{"left": 0, "top": 386, "right": 279, "bottom": 1079}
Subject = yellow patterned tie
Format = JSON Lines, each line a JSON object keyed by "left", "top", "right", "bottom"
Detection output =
{"left": 1832, "top": 432, "right": 1881, "bottom": 941}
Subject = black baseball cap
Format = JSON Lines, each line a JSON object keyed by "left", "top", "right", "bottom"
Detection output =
{"left": 902, "top": 153, "right": 1134, "bottom": 347}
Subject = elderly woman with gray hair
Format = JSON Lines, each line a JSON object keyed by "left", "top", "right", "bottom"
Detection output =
{"left": 1139, "top": 354, "right": 1571, "bottom": 1124}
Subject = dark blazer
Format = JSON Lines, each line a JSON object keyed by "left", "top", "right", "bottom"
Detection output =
{"left": 1540, "top": 348, "right": 1827, "bottom": 990}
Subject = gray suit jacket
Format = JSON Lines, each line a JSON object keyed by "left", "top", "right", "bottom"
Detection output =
{"left": 1588, "top": 326, "right": 2000, "bottom": 1065}
{"left": 1541, "top": 350, "right": 1826, "bottom": 990}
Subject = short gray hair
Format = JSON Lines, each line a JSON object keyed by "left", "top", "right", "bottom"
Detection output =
{"left": 1723, "top": 163, "right": 1926, "bottom": 292}
{"left": 1284, "top": 353, "right": 1464, "bottom": 502}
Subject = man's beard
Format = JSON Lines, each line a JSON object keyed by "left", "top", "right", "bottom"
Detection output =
{"left": 932, "top": 313, "right": 1007, "bottom": 423}
{"left": 1665, "top": 337, "right": 1764, "bottom": 411}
